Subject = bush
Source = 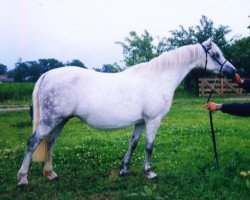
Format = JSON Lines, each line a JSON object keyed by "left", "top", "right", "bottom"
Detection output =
{"left": 0, "top": 83, "right": 34, "bottom": 102}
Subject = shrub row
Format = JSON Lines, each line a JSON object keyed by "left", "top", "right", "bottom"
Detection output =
{"left": 0, "top": 83, "right": 34, "bottom": 102}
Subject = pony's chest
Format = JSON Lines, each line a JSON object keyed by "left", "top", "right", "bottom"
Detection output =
{"left": 142, "top": 91, "right": 174, "bottom": 119}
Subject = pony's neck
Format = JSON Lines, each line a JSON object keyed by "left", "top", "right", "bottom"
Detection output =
{"left": 126, "top": 44, "right": 205, "bottom": 92}
{"left": 156, "top": 44, "right": 204, "bottom": 92}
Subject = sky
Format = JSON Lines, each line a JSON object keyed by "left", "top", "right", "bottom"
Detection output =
{"left": 0, "top": 0, "right": 249, "bottom": 70}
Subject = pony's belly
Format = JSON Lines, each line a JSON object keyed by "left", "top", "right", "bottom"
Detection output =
{"left": 84, "top": 115, "right": 143, "bottom": 130}
{"left": 76, "top": 100, "right": 144, "bottom": 130}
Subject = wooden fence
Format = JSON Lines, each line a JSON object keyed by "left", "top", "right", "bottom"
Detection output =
{"left": 199, "top": 78, "right": 244, "bottom": 96}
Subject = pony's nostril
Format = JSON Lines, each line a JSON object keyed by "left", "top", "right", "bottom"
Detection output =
{"left": 222, "top": 66, "right": 236, "bottom": 79}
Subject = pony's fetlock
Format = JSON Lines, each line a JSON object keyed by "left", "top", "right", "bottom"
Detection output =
{"left": 17, "top": 172, "right": 28, "bottom": 185}
{"left": 145, "top": 170, "right": 157, "bottom": 180}
{"left": 119, "top": 166, "right": 129, "bottom": 176}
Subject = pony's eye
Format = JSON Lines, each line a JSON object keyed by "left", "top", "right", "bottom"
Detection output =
{"left": 213, "top": 52, "right": 220, "bottom": 58}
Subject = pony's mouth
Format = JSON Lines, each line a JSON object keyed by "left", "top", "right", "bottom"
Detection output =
{"left": 222, "top": 65, "right": 236, "bottom": 79}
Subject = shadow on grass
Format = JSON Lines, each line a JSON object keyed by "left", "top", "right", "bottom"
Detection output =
{"left": 10, "top": 120, "right": 32, "bottom": 128}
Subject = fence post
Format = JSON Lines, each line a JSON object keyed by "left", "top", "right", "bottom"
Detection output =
{"left": 220, "top": 78, "right": 224, "bottom": 95}
{"left": 201, "top": 78, "right": 204, "bottom": 96}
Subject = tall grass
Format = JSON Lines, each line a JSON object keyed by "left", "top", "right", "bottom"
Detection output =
{"left": 0, "top": 82, "right": 190, "bottom": 104}
{"left": 0, "top": 83, "right": 34, "bottom": 102}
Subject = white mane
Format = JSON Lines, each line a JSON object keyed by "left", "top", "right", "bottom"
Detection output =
{"left": 126, "top": 44, "right": 201, "bottom": 73}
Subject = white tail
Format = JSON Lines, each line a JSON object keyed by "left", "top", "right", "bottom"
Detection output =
{"left": 32, "top": 74, "right": 47, "bottom": 162}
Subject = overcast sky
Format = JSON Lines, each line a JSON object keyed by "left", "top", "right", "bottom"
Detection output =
{"left": 0, "top": 0, "right": 249, "bottom": 69}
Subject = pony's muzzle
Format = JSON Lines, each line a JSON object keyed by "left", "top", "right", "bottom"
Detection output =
{"left": 221, "top": 63, "right": 236, "bottom": 79}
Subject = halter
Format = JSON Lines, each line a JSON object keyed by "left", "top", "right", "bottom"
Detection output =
{"left": 200, "top": 43, "right": 228, "bottom": 169}
{"left": 201, "top": 43, "right": 227, "bottom": 74}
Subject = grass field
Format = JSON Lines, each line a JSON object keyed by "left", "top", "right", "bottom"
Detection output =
{"left": 0, "top": 95, "right": 249, "bottom": 199}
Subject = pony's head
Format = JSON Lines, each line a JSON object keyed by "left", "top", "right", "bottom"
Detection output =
{"left": 201, "top": 38, "right": 236, "bottom": 78}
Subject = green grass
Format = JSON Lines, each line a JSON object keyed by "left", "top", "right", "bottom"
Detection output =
{"left": 0, "top": 96, "right": 249, "bottom": 199}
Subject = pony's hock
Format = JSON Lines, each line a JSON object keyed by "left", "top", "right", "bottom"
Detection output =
{"left": 17, "top": 39, "right": 236, "bottom": 185}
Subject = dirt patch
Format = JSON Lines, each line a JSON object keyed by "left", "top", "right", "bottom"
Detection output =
{"left": 0, "top": 106, "right": 29, "bottom": 112}
{"left": 108, "top": 170, "right": 119, "bottom": 182}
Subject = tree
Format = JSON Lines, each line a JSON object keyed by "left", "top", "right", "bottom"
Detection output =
{"left": 27, "top": 61, "right": 41, "bottom": 81}
{"left": 227, "top": 36, "right": 250, "bottom": 77}
{"left": 116, "top": 30, "right": 157, "bottom": 66}
{"left": 100, "top": 64, "right": 113, "bottom": 73}
{"left": 38, "top": 58, "right": 64, "bottom": 74}
{"left": 102, "top": 63, "right": 123, "bottom": 73}
{"left": 13, "top": 59, "right": 29, "bottom": 82}
{"left": 7, "top": 69, "right": 15, "bottom": 78}
{"left": 94, "top": 63, "right": 123, "bottom": 73}
{"left": 110, "top": 63, "right": 123, "bottom": 73}
{"left": 167, "top": 16, "right": 232, "bottom": 51}
{"left": 166, "top": 15, "right": 233, "bottom": 94}
{"left": 0, "top": 63, "right": 8, "bottom": 75}
{"left": 12, "top": 58, "right": 65, "bottom": 82}
{"left": 66, "top": 59, "right": 86, "bottom": 68}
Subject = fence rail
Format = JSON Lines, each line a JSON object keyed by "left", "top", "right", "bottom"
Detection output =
{"left": 199, "top": 78, "right": 244, "bottom": 96}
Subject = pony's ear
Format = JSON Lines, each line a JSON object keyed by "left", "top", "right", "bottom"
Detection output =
{"left": 203, "top": 38, "right": 212, "bottom": 49}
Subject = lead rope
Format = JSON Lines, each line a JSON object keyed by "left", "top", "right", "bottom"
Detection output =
{"left": 206, "top": 77, "right": 219, "bottom": 169}
{"left": 201, "top": 43, "right": 222, "bottom": 169}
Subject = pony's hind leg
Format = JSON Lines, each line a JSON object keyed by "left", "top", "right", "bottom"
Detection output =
{"left": 17, "top": 128, "right": 48, "bottom": 185}
{"left": 43, "top": 120, "right": 67, "bottom": 180}
{"left": 120, "top": 123, "right": 145, "bottom": 176}
{"left": 17, "top": 119, "right": 63, "bottom": 185}
{"left": 43, "top": 138, "right": 57, "bottom": 181}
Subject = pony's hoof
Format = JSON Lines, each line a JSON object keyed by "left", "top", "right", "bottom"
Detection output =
{"left": 17, "top": 179, "right": 28, "bottom": 186}
{"left": 17, "top": 184, "right": 26, "bottom": 191}
{"left": 119, "top": 168, "right": 129, "bottom": 176}
{"left": 17, "top": 172, "right": 28, "bottom": 186}
{"left": 146, "top": 171, "right": 158, "bottom": 180}
{"left": 44, "top": 170, "right": 58, "bottom": 180}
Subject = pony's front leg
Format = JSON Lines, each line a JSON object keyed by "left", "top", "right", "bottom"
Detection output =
{"left": 17, "top": 132, "right": 43, "bottom": 185}
{"left": 120, "top": 123, "right": 145, "bottom": 176}
{"left": 144, "top": 118, "right": 160, "bottom": 179}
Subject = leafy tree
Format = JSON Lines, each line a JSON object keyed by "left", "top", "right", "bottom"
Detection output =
{"left": 167, "top": 16, "right": 232, "bottom": 51}
{"left": 7, "top": 69, "right": 15, "bottom": 78}
{"left": 165, "top": 15, "right": 233, "bottom": 94}
{"left": 95, "top": 63, "right": 123, "bottom": 73}
{"left": 110, "top": 63, "right": 124, "bottom": 72}
{"left": 12, "top": 58, "right": 64, "bottom": 82}
{"left": 116, "top": 30, "right": 157, "bottom": 66}
{"left": 38, "top": 58, "right": 64, "bottom": 74}
{"left": 0, "top": 63, "right": 8, "bottom": 75}
{"left": 154, "top": 37, "right": 172, "bottom": 56}
{"left": 13, "top": 59, "right": 29, "bottom": 82}
{"left": 103, "top": 63, "right": 123, "bottom": 73}
{"left": 227, "top": 36, "right": 250, "bottom": 77}
{"left": 101, "top": 64, "right": 113, "bottom": 73}
{"left": 66, "top": 59, "right": 86, "bottom": 68}
{"left": 27, "top": 61, "right": 41, "bottom": 81}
